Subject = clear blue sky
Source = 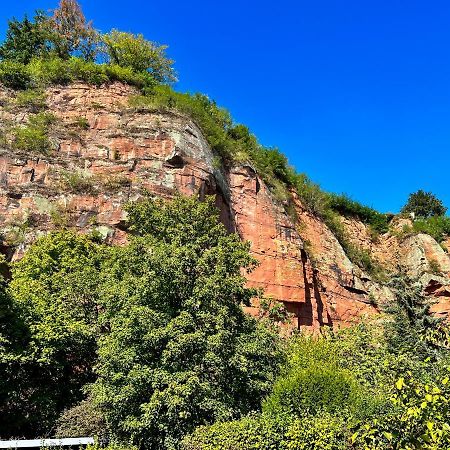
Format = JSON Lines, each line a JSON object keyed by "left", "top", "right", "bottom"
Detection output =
{"left": 2, "top": 1, "right": 450, "bottom": 213}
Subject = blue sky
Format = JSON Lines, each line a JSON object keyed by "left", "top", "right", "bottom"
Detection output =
{"left": 1, "top": 1, "right": 450, "bottom": 213}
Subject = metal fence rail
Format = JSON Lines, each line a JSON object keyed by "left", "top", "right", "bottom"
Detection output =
{"left": 0, "top": 438, "right": 94, "bottom": 448}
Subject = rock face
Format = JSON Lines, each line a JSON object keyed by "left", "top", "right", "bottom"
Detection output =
{"left": 342, "top": 217, "right": 450, "bottom": 319}
{"left": 0, "top": 82, "right": 448, "bottom": 329}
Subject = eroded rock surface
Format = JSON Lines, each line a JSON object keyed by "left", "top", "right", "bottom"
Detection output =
{"left": 1, "top": 82, "right": 448, "bottom": 328}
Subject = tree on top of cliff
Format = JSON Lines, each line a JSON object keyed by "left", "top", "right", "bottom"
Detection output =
{"left": 0, "top": 0, "right": 175, "bottom": 85}
{"left": 0, "top": 12, "right": 49, "bottom": 64}
{"left": 48, "top": 0, "right": 99, "bottom": 61}
{"left": 401, "top": 190, "right": 447, "bottom": 219}
{"left": 102, "top": 30, "right": 176, "bottom": 83}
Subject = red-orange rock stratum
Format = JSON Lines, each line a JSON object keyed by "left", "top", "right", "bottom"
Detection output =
{"left": 1, "top": 82, "right": 449, "bottom": 328}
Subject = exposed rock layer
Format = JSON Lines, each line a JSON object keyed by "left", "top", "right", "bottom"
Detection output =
{"left": 0, "top": 83, "right": 448, "bottom": 328}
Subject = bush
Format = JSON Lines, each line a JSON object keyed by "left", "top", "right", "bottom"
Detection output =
{"left": 328, "top": 193, "right": 390, "bottom": 234}
{"left": 182, "top": 414, "right": 289, "bottom": 450}
{"left": 182, "top": 413, "right": 348, "bottom": 450}
{"left": 56, "top": 169, "right": 96, "bottom": 193}
{"left": 324, "top": 211, "right": 384, "bottom": 279}
{"left": 72, "top": 116, "right": 89, "bottom": 130}
{"left": 14, "top": 57, "right": 157, "bottom": 90}
{"left": 15, "top": 89, "right": 47, "bottom": 112}
{"left": 283, "top": 414, "right": 348, "bottom": 450}
{"left": 104, "top": 63, "right": 156, "bottom": 89}
{"left": 0, "top": 60, "right": 31, "bottom": 89}
{"left": 27, "top": 56, "right": 74, "bottom": 85}
{"left": 263, "top": 363, "right": 367, "bottom": 418}
{"left": 102, "top": 30, "right": 176, "bottom": 83}
{"left": 54, "top": 398, "right": 106, "bottom": 438}
{"left": 11, "top": 112, "right": 56, "bottom": 154}
{"left": 353, "top": 373, "right": 450, "bottom": 450}
{"left": 293, "top": 173, "right": 329, "bottom": 217}
{"left": 66, "top": 57, "right": 108, "bottom": 85}
{"left": 411, "top": 215, "right": 450, "bottom": 242}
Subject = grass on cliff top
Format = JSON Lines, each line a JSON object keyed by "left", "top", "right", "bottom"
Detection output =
{"left": 0, "top": 57, "right": 156, "bottom": 91}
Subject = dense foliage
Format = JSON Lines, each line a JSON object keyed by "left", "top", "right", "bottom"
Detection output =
{"left": 102, "top": 30, "right": 175, "bottom": 82}
{"left": 183, "top": 301, "right": 450, "bottom": 449}
{"left": 0, "top": 232, "right": 103, "bottom": 437}
{"left": 0, "top": 12, "right": 49, "bottom": 64}
{"left": 410, "top": 215, "right": 450, "bottom": 243}
{"left": 91, "top": 196, "right": 282, "bottom": 449}
{"left": 0, "top": 196, "right": 282, "bottom": 446}
{"left": 328, "top": 194, "right": 390, "bottom": 234}
{"left": 0, "top": 0, "right": 174, "bottom": 90}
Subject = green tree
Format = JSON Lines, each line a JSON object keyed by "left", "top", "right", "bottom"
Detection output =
{"left": 102, "top": 30, "right": 176, "bottom": 82}
{"left": 2, "top": 231, "right": 104, "bottom": 437}
{"left": 0, "top": 12, "right": 49, "bottom": 64}
{"left": 92, "top": 196, "right": 281, "bottom": 449}
{"left": 48, "top": 0, "right": 99, "bottom": 60}
{"left": 385, "top": 275, "right": 443, "bottom": 359}
{"left": 0, "top": 255, "right": 32, "bottom": 438}
{"left": 401, "top": 190, "right": 447, "bottom": 219}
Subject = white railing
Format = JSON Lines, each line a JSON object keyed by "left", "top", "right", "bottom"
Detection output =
{"left": 0, "top": 438, "right": 94, "bottom": 449}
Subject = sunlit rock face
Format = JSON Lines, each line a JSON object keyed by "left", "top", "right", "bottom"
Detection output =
{"left": 1, "top": 82, "right": 448, "bottom": 328}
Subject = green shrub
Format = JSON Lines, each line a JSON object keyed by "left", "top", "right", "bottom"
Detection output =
{"left": 412, "top": 216, "right": 450, "bottom": 242}
{"left": 72, "top": 116, "right": 89, "bottom": 130}
{"left": 11, "top": 112, "right": 56, "bottom": 154}
{"left": 182, "top": 414, "right": 289, "bottom": 450}
{"left": 102, "top": 30, "right": 176, "bottom": 82}
{"left": 324, "top": 210, "right": 385, "bottom": 279}
{"left": 0, "top": 60, "right": 31, "bottom": 89}
{"left": 15, "top": 89, "right": 47, "bottom": 112}
{"left": 328, "top": 193, "right": 390, "bottom": 234}
{"left": 352, "top": 373, "right": 450, "bottom": 450}
{"left": 57, "top": 169, "right": 96, "bottom": 193}
{"left": 27, "top": 57, "right": 74, "bottom": 85}
{"left": 402, "top": 189, "right": 447, "bottom": 218}
{"left": 54, "top": 398, "right": 106, "bottom": 438}
{"left": 283, "top": 414, "right": 348, "bottom": 450}
{"left": 28, "top": 59, "right": 158, "bottom": 90}
{"left": 104, "top": 63, "right": 155, "bottom": 88}
{"left": 66, "top": 58, "right": 109, "bottom": 86}
{"left": 293, "top": 173, "right": 329, "bottom": 216}
{"left": 263, "top": 363, "right": 366, "bottom": 417}
{"left": 182, "top": 413, "right": 348, "bottom": 450}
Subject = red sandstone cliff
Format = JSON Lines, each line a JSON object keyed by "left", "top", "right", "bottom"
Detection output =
{"left": 0, "top": 82, "right": 448, "bottom": 329}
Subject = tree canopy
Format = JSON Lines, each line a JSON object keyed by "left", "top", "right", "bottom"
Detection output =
{"left": 0, "top": 0, "right": 175, "bottom": 86}
{"left": 91, "top": 196, "right": 282, "bottom": 449}
{"left": 401, "top": 189, "right": 447, "bottom": 219}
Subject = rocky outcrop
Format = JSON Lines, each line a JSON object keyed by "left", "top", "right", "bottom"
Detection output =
{"left": 0, "top": 82, "right": 448, "bottom": 329}
{"left": 342, "top": 217, "right": 450, "bottom": 319}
